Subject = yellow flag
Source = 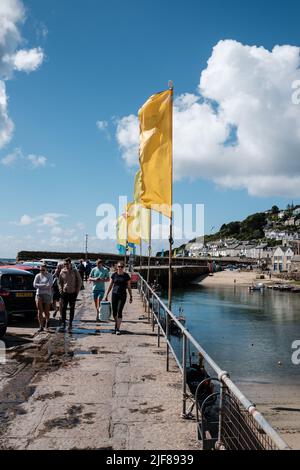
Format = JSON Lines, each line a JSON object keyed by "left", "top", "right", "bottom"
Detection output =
{"left": 126, "top": 202, "right": 141, "bottom": 245}
{"left": 134, "top": 169, "right": 142, "bottom": 203}
{"left": 134, "top": 170, "right": 151, "bottom": 242}
{"left": 139, "top": 89, "right": 172, "bottom": 218}
{"left": 116, "top": 214, "right": 127, "bottom": 247}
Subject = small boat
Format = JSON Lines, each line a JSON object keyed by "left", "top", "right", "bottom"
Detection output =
{"left": 272, "top": 284, "right": 281, "bottom": 290}
{"left": 278, "top": 284, "right": 292, "bottom": 292}
{"left": 249, "top": 283, "right": 264, "bottom": 292}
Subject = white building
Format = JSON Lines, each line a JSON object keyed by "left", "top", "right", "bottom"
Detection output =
{"left": 272, "top": 246, "right": 294, "bottom": 272}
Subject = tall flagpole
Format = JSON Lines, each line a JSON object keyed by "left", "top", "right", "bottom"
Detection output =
{"left": 140, "top": 238, "right": 142, "bottom": 271}
{"left": 168, "top": 81, "right": 174, "bottom": 310}
{"left": 124, "top": 211, "right": 127, "bottom": 267}
{"left": 147, "top": 211, "right": 152, "bottom": 283}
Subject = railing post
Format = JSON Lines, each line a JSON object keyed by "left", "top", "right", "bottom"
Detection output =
{"left": 157, "top": 305, "right": 160, "bottom": 347}
{"left": 182, "top": 334, "right": 187, "bottom": 417}
{"left": 166, "top": 312, "right": 170, "bottom": 371}
{"left": 217, "top": 381, "right": 226, "bottom": 448}
{"left": 152, "top": 298, "right": 155, "bottom": 332}
{"left": 147, "top": 291, "right": 150, "bottom": 317}
{"left": 148, "top": 292, "right": 153, "bottom": 323}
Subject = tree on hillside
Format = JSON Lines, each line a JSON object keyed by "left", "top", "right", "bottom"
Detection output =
{"left": 220, "top": 221, "right": 241, "bottom": 236}
{"left": 271, "top": 205, "right": 279, "bottom": 214}
{"left": 238, "top": 212, "right": 266, "bottom": 240}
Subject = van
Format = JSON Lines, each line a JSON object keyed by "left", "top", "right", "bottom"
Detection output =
{"left": 0, "top": 268, "right": 36, "bottom": 318}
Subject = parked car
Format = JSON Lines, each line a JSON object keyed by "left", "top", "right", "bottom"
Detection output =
{"left": 21, "top": 261, "right": 43, "bottom": 269}
{"left": 0, "top": 295, "right": 8, "bottom": 338}
{"left": 0, "top": 268, "right": 36, "bottom": 318}
{"left": 40, "top": 259, "right": 61, "bottom": 271}
{"left": 0, "top": 264, "right": 40, "bottom": 277}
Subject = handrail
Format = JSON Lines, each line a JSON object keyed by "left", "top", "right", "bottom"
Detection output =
{"left": 138, "top": 274, "right": 290, "bottom": 450}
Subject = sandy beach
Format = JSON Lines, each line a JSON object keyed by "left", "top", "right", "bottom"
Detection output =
{"left": 196, "top": 270, "right": 273, "bottom": 287}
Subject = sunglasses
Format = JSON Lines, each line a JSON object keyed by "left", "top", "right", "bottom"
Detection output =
{"left": 117, "top": 265, "right": 124, "bottom": 268}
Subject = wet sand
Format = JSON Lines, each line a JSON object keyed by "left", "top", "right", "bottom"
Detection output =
{"left": 236, "top": 381, "right": 300, "bottom": 450}
{"left": 196, "top": 270, "right": 269, "bottom": 287}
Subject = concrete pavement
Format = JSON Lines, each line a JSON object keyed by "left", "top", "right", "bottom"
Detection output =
{"left": 0, "top": 286, "right": 198, "bottom": 450}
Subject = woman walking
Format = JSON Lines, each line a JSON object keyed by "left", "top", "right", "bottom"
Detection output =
{"left": 33, "top": 264, "right": 53, "bottom": 332}
{"left": 104, "top": 262, "right": 132, "bottom": 335}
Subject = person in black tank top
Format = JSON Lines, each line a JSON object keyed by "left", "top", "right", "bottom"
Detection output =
{"left": 104, "top": 263, "right": 132, "bottom": 335}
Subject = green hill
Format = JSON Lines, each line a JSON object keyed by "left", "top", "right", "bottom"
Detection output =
{"left": 205, "top": 212, "right": 267, "bottom": 243}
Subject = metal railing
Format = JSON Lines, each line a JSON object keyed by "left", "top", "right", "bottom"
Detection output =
{"left": 138, "top": 274, "right": 290, "bottom": 451}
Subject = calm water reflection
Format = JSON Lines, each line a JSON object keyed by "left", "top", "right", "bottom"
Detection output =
{"left": 166, "top": 286, "right": 300, "bottom": 385}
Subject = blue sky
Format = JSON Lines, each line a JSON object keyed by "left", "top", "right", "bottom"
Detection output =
{"left": 1, "top": 0, "right": 300, "bottom": 257}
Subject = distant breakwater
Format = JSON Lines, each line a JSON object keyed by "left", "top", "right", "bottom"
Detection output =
{"left": 135, "top": 266, "right": 209, "bottom": 288}
{"left": 16, "top": 250, "right": 209, "bottom": 268}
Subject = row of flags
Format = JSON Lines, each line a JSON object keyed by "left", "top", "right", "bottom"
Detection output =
{"left": 116, "top": 88, "right": 173, "bottom": 254}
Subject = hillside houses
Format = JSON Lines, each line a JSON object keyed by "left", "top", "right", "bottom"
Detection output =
{"left": 184, "top": 205, "right": 300, "bottom": 272}
{"left": 264, "top": 229, "right": 300, "bottom": 241}
{"left": 272, "top": 246, "right": 294, "bottom": 273}
{"left": 187, "top": 239, "right": 272, "bottom": 260}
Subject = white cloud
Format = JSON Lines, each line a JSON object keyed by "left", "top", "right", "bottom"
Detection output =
{"left": 96, "top": 119, "right": 111, "bottom": 139}
{"left": 27, "top": 154, "right": 47, "bottom": 168}
{"left": 10, "top": 47, "right": 44, "bottom": 72}
{"left": 1, "top": 148, "right": 48, "bottom": 168}
{"left": 1, "top": 146, "right": 20, "bottom": 165}
{"left": 19, "top": 214, "right": 34, "bottom": 225}
{"left": 116, "top": 114, "right": 139, "bottom": 166}
{"left": 0, "top": 0, "right": 45, "bottom": 149}
{"left": 16, "top": 212, "right": 66, "bottom": 226}
{"left": 96, "top": 120, "right": 108, "bottom": 131}
{"left": 0, "top": 81, "right": 14, "bottom": 148}
{"left": 41, "top": 216, "right": 59, "bottom": 227}
{"left": 116, "top": 40, "right": 300, "bottom": 197}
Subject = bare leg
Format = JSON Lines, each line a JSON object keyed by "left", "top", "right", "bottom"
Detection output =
{"left": 95, "top": 295, "right": 103, "bottom": 320}
{"left": 44, "top": 304, "right": 50, "bottom": 328}
{"left": 94, "top": 298, "right": 99, "bottom": 315}
{"left": 36, "top": 299, "right": 44, "bottom": 329}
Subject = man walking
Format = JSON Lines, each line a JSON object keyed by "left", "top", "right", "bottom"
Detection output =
{"left": 78, "top": 259, "right": 85, "bottom": 289}
{"left": 58, "top": 258, "right": 82, "bottom": 332}
{"left": 85, "top": 259, "right": 92, "bottom": 281}
{"left": 89, "top": 258, "right": 110, "bottom": 321}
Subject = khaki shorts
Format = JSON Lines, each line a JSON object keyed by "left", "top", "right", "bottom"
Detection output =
{"left": 36, "top": 294, "right": 52, "bottom": 305}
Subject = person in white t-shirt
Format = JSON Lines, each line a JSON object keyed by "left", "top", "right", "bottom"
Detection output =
{"left": 33, "top": 264, "right": 53, "bottom": 332}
